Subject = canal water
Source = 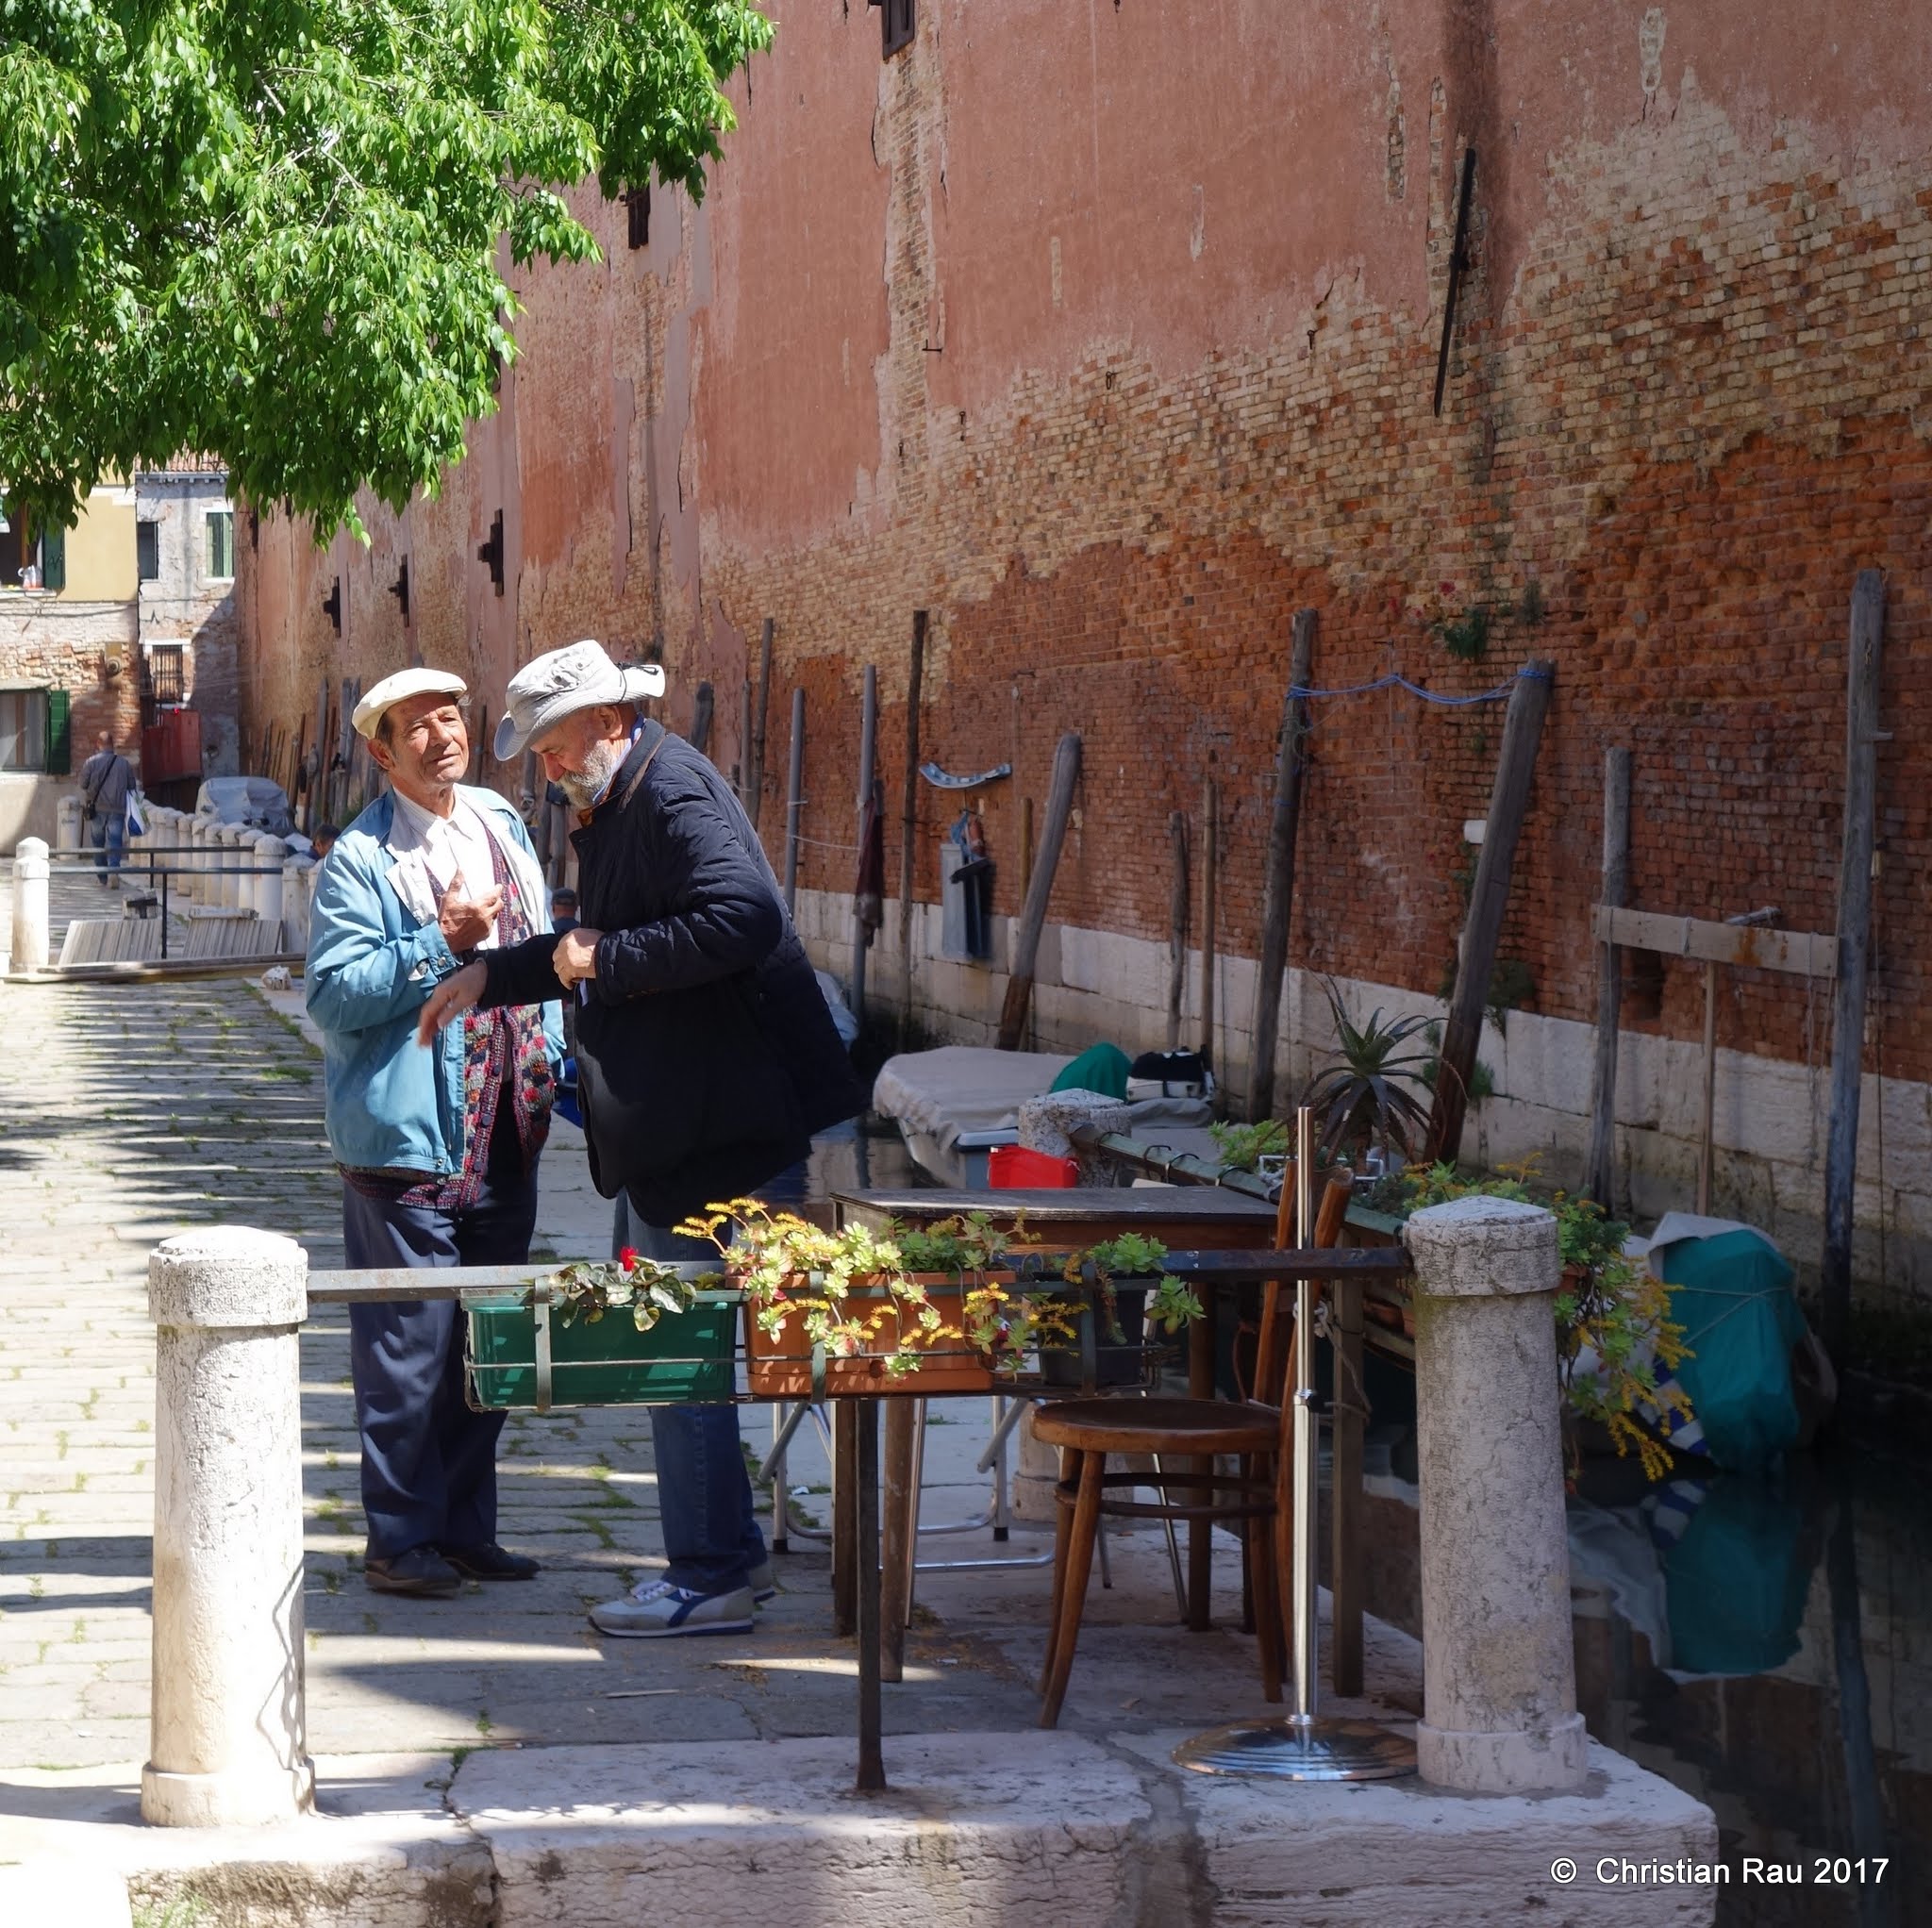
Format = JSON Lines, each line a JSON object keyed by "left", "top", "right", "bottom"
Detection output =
{"left": 1568, "top": 1437, "right": 1928, "bottom": 1928}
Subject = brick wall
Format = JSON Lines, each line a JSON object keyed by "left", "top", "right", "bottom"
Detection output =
{"left": 0, "top": 600, "right": 142, "bottom": 762}
{"left": 235, "top": 3, "right": 1932, "bottom": 1294}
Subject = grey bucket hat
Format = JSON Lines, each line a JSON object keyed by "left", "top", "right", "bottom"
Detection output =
{"left": 493, "top": 640, "right": 666, "bottom": 761}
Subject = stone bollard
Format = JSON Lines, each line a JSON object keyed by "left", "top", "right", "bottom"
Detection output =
{"left": 9, "top": 836, "right": 50, "bottom": 972}
{"left": 221, "top": 824, "right": 245, "bottom": 911}
{"left": 256, "top": 835, "right": 287, "bottom": 944}
{"left": 143, "top": 1228, "right": 315, "bottom": 1826}
{"left": 1018, "top": 1089, "right": 1134, "bottom": 1185}
{"left": 184, "top": 817, "right": 208, "bottom": 904}
{"left": 281, "top": 856, "right": 313, "bottom": 954}
{"left": 57, "top": 792, "right": 84, "bottom": 856}
{"left": 237, "top": 829, "right": 262, "bottom": 918}
{"left": 1403, "top": 1195, "right": 1589, "bottom": 1795}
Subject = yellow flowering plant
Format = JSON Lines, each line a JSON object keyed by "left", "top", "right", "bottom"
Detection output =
{"left": 1397, "top": 1160, "right": 1693, "bottom": 1479}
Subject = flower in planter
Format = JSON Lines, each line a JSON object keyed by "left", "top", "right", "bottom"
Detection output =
{"left": 534, "top": 1255, "right": 698, "bottom": 1334}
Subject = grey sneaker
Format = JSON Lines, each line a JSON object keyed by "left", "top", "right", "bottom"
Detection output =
{"left": 591, "top": 1579, "right": 756, "bottom": 1638}
{"left": 747, "top": 1559, "right": 779, "bottom": 1605}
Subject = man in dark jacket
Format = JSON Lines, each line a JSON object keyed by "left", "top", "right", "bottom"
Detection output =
{"left": 418, "top": 640, "right": 865, "bottom": 1637}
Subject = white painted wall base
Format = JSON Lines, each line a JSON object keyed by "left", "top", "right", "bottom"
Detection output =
{"left": 794, "top": 887, "right": 1931, "bottom": 1310}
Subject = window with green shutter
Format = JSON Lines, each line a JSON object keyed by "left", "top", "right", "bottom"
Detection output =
{"left": 207, "top": 509, "right": 234, "bottom": 580}
{"left": 0, "top": 689, "right": 48, "bottom": 772}
{"left": 41, "top": 524, "right": 65, "bottom": 593}
{"left": 45, "top": 689, "right": 70, "bottom": 774}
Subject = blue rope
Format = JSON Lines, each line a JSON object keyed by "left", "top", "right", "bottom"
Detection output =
{"left": 1289, "top": 662, "right": 1549, "bottom": 706}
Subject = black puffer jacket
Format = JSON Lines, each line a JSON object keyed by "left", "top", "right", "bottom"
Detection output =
{"left": 479, "top": 723, "right": 864, "bottom": 1225}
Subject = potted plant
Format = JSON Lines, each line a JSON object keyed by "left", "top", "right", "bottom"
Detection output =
{"left": 675, "top": 1203, "right": 1212, "bottom": 1396}
{"left": 1035, "top": 1232, "right": 1205, "bottom": 1388}
{"left": 465, "top": 1247, "right": 738, "bottom": 1411}
{"left": 1299, "top": 975, "right": 1435, "bottom": 1172}
{"left": 675, "top": 1200, "right": 1010, "bottom": 1397}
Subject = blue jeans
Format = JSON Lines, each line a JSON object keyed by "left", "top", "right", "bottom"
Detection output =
{"left": 343, "top": 1108, "right": 539, "bottom": 1559}
{"left": 614, "top": 1164, "right": 808, "bottom": 1595}
{"left": 90, "top": 811, "right": 125, "bottom": 879}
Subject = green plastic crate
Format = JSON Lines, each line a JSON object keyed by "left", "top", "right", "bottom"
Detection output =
{"left": 464, "top": 1290, "right": 739, "bottom": 1411}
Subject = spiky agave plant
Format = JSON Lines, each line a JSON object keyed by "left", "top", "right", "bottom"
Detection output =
{"left": 1300, "top": 977, "right": 1436, "bottom": 1167}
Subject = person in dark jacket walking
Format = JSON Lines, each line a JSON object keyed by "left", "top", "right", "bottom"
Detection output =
{"left": 78, "top": 730, "right": 135, "bottom": 886}
{"left": 418, "top": 640, "right": 865, "bottom": 1637}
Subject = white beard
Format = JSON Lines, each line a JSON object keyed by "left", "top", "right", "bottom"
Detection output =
{"left": 558, "top": 737, "right": 625, "bottom": 812}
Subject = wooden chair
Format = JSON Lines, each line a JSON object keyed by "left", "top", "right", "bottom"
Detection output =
{"left": 1031, "top": 1169, "right": 1353, "bottom": 1728}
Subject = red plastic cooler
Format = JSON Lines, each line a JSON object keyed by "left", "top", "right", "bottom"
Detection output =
{"left": 988, "top": 1144, "right": 1079, "bottom": 1188}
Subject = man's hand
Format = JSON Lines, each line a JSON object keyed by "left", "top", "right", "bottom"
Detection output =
{"left": 554, "top": 926, "right": 604, "bottom": 989}
{"left": 439, "top": 868, "right": 502, "bottom": 951}
{"left": 417, "top": 959, "right": 487, "bottom": 1047}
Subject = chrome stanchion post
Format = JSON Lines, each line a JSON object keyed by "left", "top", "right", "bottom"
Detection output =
{"left": 1173, "top": 1105, "right": 1414, "bottom": 1782}
{"left": 1290, "top": 1113, "right": 1319, "bottom": 1719}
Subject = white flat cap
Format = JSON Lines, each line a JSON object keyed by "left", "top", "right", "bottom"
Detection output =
{"left": 493, "top": 640, "right": 666, "bottom": 760}
{"left": 352, "top": 668, "right": 468, "bottom": 740}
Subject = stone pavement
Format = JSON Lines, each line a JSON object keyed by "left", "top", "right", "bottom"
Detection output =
{"left": 0, "top": 956, "right": 1324, "bottom": 1781}
{"left": 0, "top": 919, "right": 1721, "bottom": 1924}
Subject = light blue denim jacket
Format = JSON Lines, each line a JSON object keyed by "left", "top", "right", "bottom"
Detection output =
{"left": 305, "top": 788, "right": 564, "bottom": 1176}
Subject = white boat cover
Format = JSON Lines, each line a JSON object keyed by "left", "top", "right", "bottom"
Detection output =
{"left": 872, "top": 1046, "right": 1074, "bottom": 1158}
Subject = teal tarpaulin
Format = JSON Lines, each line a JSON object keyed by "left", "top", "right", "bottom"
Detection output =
{"left": 1652, "top": 1228, "right": 1807, "bottom": 1475}
{"left": 1047, "top": 1042, "right": 1131, "bottom": 1100}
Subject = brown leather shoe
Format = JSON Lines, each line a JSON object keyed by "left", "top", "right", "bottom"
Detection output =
{"left": 364, "top": 1546, "right": 462, "bottom": 1598}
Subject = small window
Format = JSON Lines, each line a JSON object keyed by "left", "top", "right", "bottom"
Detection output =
{"left": 137, "top": 521, "right": 159, "bottom": 582}
{"left": 881, "top": 0, "right": 915, "bottom": 57}
{"left": 206, "top": 509, "right": 235, "bottom": 580}
{"left": 148, "top": 644, "right": 187, "bottom": 707}
{"left": 625, "top": 185, "right": 650, "bottom": 250}
{"left": 0, "top": 688, "right": 48, "bottom": 772}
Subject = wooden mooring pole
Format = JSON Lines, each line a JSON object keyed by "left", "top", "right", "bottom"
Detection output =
{"left": 1199, "top": 776, "right": 1219, "bottom": 1072}
{"left": 1166, "top": 811, "right": 1189, "bottom": 1051}
{"left": 782, "top": 688, "right": 806, "bottom": 914}
{"left": 1246, "top": 610, "right": 1316, "bottom": 1121}
{"left": 747, "top": 618, "right": 774, "bottom": 831}
{"left": 899, "top": 611, "right": 926, "bottom": 1046}
{"left": 1821, "top": 570, "right": 1886, "bottom": 1363}
{"left": 1583, "top": 748, "right": 1631, "bottom": 1208}
{"left": 850, "top": 666, "right": 879, "bottom": 1026}
{"left": 997, "top": 732, "right": 1080, "bottom": 1051}
{"left": 1425, "top": 661, "right": 1555, "bottom": 1165}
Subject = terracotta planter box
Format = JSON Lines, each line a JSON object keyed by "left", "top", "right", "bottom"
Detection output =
{"left": 742, "top": 1272, "right": 1008, "bottom": 1399}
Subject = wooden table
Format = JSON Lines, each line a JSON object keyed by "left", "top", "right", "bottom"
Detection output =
{"left": 832, "top": 1186, "right": 1283, "bottom": 1651}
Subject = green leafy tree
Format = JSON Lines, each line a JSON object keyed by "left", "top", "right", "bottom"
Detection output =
{"left": 0, "top": 0, "right": 772, "bottom": 536}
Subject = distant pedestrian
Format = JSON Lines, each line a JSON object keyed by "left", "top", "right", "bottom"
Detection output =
{"left": 78, "top": 730, "right": 134, "bottom": 887}
{"left": 310, "top": 823, "right": 341, "bottom": 861}
{"left": 549, "top": 887, "right": 578, "bottom": 933}
{"left": 306, "top": 668, "right": 564, "bottom": 1601}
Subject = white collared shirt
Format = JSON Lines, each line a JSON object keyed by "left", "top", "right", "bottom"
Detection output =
{"left": 390, "top": 789, "right": 504, "bottom": 951}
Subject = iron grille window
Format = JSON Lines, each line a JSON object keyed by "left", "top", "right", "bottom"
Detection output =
{"left": 206, "top": 509, "right": 234, "bottom": 580}
{"left": 137, "top": 520, "right": 159, "bottom": 582}
{"left": 148, "top": 645, "right": 186, "bottom": 707}
{"left": 0, "top": 688, "right": 48, "bottom": 772}
{"left": 881, "top": 0, "right": 914, "bottom": 57}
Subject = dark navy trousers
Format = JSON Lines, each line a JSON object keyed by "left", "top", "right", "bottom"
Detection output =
{"left": 343, "top": 1110, "right": 539, "bottom": 1560}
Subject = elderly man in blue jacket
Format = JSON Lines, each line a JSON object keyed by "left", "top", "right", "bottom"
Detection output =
{"left": 420, "top": 640, "right": 864, "bottom": 1637}
{"left": 308, "top": 669, "right": 564, "bottom": 1600}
